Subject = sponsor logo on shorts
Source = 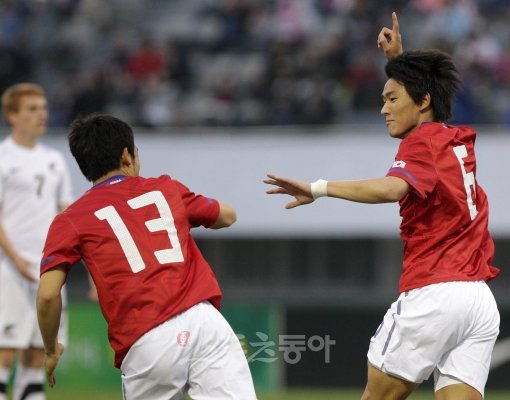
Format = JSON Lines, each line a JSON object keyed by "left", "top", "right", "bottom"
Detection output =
{"left": 177, "top": 331, "right": 190, "bottom": 347}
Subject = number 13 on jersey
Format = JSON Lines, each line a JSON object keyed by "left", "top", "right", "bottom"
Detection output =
{"left": 94, "top": 190, "right": 184, "bottom": 273}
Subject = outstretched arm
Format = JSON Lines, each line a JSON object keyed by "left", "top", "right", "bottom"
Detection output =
{"left": 37, "top": 265, "right": 68, "bottom": 388}
{"left": 377, "top": 12, "right": 403, "bottom": 60}
{"left": 265, "top": 174, "right": 410, "bottom": 209}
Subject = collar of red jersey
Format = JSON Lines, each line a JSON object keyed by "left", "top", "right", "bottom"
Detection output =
{"left": 92, "top": 175, "right": 128, "bottom": 188}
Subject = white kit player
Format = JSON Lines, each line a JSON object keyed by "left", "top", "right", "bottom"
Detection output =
{"left": 0, "top": 83, "right": 73, "bottom": 400}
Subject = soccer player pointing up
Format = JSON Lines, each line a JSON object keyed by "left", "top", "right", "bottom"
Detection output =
{"left": 265, "top": 13, "right": 499, "bottom": 400}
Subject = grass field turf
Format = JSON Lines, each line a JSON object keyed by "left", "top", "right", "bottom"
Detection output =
{"left": 46, "top": 388, "right": 510, "bottom": 399}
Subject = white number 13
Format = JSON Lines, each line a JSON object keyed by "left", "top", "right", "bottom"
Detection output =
{"left": 453, "top": 145, "right": 478, "bottom": 220}
{"left": 94, "top": 191, "right": 184, "bottom": 273}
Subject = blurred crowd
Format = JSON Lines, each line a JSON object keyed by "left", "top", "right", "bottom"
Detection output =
{"left": 1, "top": 0, "right": 510, "bottom": 128}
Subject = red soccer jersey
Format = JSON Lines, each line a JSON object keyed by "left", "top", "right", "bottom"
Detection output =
{"left": 386, "top": 122, "right": 500, "bottom": 292}
{"left": 41, "top": 175, "right": 222, "bottom": 368}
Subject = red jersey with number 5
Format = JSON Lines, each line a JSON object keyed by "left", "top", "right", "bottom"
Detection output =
{"left": 40, "top": 175, "right": 222, "bottom": 367}
{"left": 386, "top": 122, "right": 499, "bottom": 292}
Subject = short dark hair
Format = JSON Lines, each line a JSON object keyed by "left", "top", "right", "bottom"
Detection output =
{"left": 68, "top": 114, "right": 136, "bottom": 182}
{"left": 385, "top": 50, "right": 461, "bottom": 122}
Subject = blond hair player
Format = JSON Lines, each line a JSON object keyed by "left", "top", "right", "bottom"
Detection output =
{"left": 0, "top": 83, "right": 73, "bottom": 400}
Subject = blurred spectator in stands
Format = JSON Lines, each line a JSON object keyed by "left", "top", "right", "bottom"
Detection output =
{"left": 0, "top": 38, "right": 32, "bottom": 95}
{"left": 137, "top": 74, "right": 178, "bottom": 127}
{"left": 2, "top": 0, "right": 510, "bottom": 128}
{"left": 164, "top": 39, "right": 192, "bottom": 92}
{"left": 127, "top": 38, "right": 164, "bottom": 82}
{"left": 210, "top": 0, "right": 252, "bottom": 51}
{"left": 273, "top": 0, "right": 321, "bottom": 45}
{"left": 69, "top": 70, "right": 109, "bottom": 121}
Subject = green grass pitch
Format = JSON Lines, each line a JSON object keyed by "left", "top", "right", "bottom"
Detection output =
{"left": 46, "top": 388, "right": 510, "bottom": 400}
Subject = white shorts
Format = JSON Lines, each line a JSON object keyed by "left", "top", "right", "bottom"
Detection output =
{"left": 120, "top": 301, "right": 257, "bottom": 400}
{"left": 368, "top": 281, "right": 499, "bottom": 397}
{"left": 0, "top": 257, "right": 68, "bottom": 349}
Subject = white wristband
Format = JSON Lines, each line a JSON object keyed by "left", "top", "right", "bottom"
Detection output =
{"left": 311, "top": 179, "right": 328, "bottom": 199}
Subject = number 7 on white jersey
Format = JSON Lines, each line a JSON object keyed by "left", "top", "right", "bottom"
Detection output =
{"left": 94, "top": 190, "right": 184, "bottom": 273}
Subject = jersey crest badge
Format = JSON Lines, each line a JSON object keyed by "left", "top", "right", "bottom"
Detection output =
{"left": 177, "top": 331, "right": 191, "bottom": 347}
{"left": 392, "top": 160, "right": 406, "bottom": 168}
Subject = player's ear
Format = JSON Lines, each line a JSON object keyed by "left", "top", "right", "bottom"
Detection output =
{"left": 418, "top": 93, "right": 431, "bottom": 112}
{"left": 120, "top": 147, "right": 132, "bottom": 167}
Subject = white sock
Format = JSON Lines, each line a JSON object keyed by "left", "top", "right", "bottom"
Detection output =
{"left": 13, "top": 365, "right": 45, "bottom": 400}
{"left": 0, "top": 366, "right": 9, "bottom": 400}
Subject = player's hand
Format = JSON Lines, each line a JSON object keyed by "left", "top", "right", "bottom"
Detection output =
{"left": 264, "top": 173, "right": 314, "bottom": 209}
{"left": 12, "top": 255, "right": 37, "bottom": 282}
{"left": 377, "top": 12, "right": 403, "bottom": 60}
{"left": 45, "top": 342, "right": 64, "bottom": 388}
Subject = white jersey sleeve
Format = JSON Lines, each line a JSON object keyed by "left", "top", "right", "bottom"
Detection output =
{"left": 55, "top": 151, "right": 74, "bottom": 208}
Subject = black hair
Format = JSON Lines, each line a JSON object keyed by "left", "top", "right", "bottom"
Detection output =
{"left": 385, "top": 50, "right": 461, "bottom": 122}
{"left": 68, "top": 114, "right": 136, "bottom": 182}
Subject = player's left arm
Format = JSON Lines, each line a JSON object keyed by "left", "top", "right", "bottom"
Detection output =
{"left": 265, "top": 174, "right": 410, "bottom": 209}
{"left": 209, "top": 201, "right": 237, "bottom": 229}
{"left": 37, "top": 264, "right": 68, "bottom": 387}
{"left": 174, "top": 179, "right": 236, "bottom": 229}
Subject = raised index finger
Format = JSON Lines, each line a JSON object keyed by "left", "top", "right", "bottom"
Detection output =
{"left": 392, "top": 12, "right": 399, "bottom": 35}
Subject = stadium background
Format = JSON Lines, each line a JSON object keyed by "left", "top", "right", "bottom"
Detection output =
{"left": 1, "top": 0, "right": 510, "bottom": 398}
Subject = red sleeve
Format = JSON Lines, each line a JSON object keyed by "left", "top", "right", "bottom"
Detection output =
{"left": 40, "top": 214, "right": 81, "bottom": 276}
{"left": 174, "top": 180, "right": 220, "bottom": 228}
{"left": 386, "top": 136, "right": 437, "bottom": 199}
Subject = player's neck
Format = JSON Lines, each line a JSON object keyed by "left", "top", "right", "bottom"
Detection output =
{"left": 11, "top": 131, "right": 38, "bottom": 148}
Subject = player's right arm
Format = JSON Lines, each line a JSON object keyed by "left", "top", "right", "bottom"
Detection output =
{"left": 265, "top": 174, "right": 410, "bottom": 209}
{"left": 322, "top": 176, "right": 410, "bottom": 203}
{"left": 377, "top": 12, "right": 403, "bottom": 60}
{"left": 209, "top": 202, "right": 237, "bottom": 229}
{"left": 0, "top": 221, "right": 36, "bottom": 281}
{"left": 37, "top": 264, "right": 68, "bottom": 388}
